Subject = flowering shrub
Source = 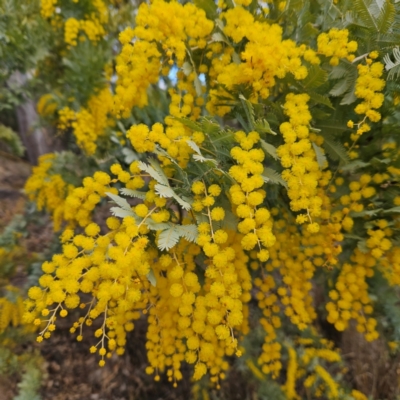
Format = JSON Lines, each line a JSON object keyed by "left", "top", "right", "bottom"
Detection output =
{"left": 13, "top": 0, "right": 400, "bottom": 398}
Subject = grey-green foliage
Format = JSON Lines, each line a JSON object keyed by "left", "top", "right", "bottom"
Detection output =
{"left": 0, "top": 124, "right": 25, "bottom": 156}
{"left": 62, "top": 39, "right": 110, "bottom": 105}
{"left": 14, "top": 360, "right": 42, "bottom": 400}
{"left": 0, "top": 0, "right": 49, "bottom": 110}
{"left": 46, "top": 151, "right": 98, "bottom": 187}
{"left": 0, "top": 0, "right": 49, "bottom": 77}
{"left": 0, "top": 338, "right": 43, "bottom": 400}
{"left": 384, "top": 47, "right": 400, "bottom": 80}
{"left": 0, "top": 214, "right": 26, "bottom": 250}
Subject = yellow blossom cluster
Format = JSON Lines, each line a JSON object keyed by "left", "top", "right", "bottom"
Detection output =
{"left": 65, "top": 18, "right": 81, "bottom": 47}
{"left": 24, "top": 154, "right": 75, "bottom": 231}
{"left": 0, "top": 286, "right": 27, "bottom": 333}
{"left": 63, "top": 170, "right": 117, "bottom": 228}
{"left": 40, "top": 0, "right": 57, "bottom": 19}
{"left": 114, "top": 0, "right": 213, "bottom": 116}
{"left": 206, "top": 7, "right": 319, "bottom": 116}
{"left": 284, "top": 339, "right": 344, "bottom": 399}
{"left": 37, "top": 93, "right": 58, "bottom": 117}
{"left": 229, "top": 131, "right": 275, "bottom": 257}
{"left": 317, "top": 28, "right": 358, "bottom": 65}
{"left": 126, "top": 120, "right": 195, "bottom": 169}
{"left": 24, "top": 0, "right": 400, "bottom": 397}
{"left": 65, "top": 17, "right": 106, "bottom": 47}
{"left": 57, "top": 88, "right": 114, "bottom": 155}
{"left": 277, "top": 93, "right": 323, "bottom": 233}
{"left": 348, "top": 55, "right": 385, "bottom": 136}
{"left": 42, "top": 0, "right": 109, "bottom": 47}
{"left": 24, "top": 158, "right": 252, "bottom": 384}
{"left": 254, "top": 274, "right": 282, "bottom": 378}
{"left": 326, "top": 250, "right": 378, "bottom": 341}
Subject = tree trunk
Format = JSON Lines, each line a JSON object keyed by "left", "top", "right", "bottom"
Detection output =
{"left": 10, "top": 71, "right": 64, "bottom": 165}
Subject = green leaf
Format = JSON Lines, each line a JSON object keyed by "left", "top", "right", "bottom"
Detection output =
{"left": 351, "top": 208, "right": 383, "bottom": 217}
{"left": 194, "top": 74, "right": 202, "bottom": 97}
{"left": 340, "top": 89, "right": 357, "bottom": 105}
{"left": 182, "top": 61, "right": 192, "bottom": 76}
{"left": 260, "top": 139, "right": 279, "bottom": 160}
{"left": 357, "top": 239, "right": 369, "bottom": 254}
{"left": 329, "top": 63, "right": 352, "bottom": 80}
{"left": 173, "top": 194, "right": 192, "bottom": 211}
{"left": 353, "top": 0, "right": 380, "bottom": 30}
{"left": 158, "top": 226, "right": 181, "bottom": 251}
{"left": 341, "top": 160, "right": 370, "bottom": 172}
{"left": 145, "top": 220, "right": 172, "bottom": 231}
{"left": 239, "top": 94, "right": 255, "bottom": 131}
{"left": 0, "top": 124, "right": 25, "bottom": 156}
{"left": 174, "top": 117, "right": 202, "bottom": 132}
{"left": 262, "top": 168, "right": 288, "bottom": 189}
{"left": 186, "top": 140, "right": 202, "bottom": 155}
{"left": 120, "top": 188, "right": 147, "bottom": 200}
{"left": 306, "top": 91, "right": 333, "bottom": 108}
{"left": 296, "top": 22, "right": 319, "bottom": 43}
{"left": 376, "top": 0, "right": 395, "bottom": 33}
{"left": 254, "top": 119, "right": 277, "bottom": 135}
{"left": 194, "top": 0, "right": 218, "bottom": 19}
{"left": 122, "top": 148, "right": 138, "bottom": 164}
{"left": 146, "top": 269, "right": 157, "bottom": 286}
{"left": 106, "top": 192, "right": 132, "bottom": 212}
{"left": 312, "top": 143, "right": 327, "bottom": 169}
{"left": 110, "top": 207, "right": 135, "bottom": 218}
{"left": 176, "top": 224, "right": 198, "bottom": 242}
{"left": 193, "top": 154, "right": 218, "bottom": 165}
{"left": 321, "top": 135, "right": 350, "bottom": 164}
{"left": 154, "top": 184, "right": 192, "bottom": 210}
{"left": 383, "top": 207, "right": 400, "bottom": 213}
{"left": 330, "top": 77, "right": 353, "bottom": 97}
{"left": 155, "top": 184, "right": 175, "bottom": 198}
{"left": 302, "top": 65, "right": 328, "bottom": 89}
{"left": 384, "top": 47, "right": 400, "bottom": 80}
{"left": 316, "top": 122, "right": 348, "bottom": 136}
{"left": 138, "top": 161, "right": 169, "bottom": 185}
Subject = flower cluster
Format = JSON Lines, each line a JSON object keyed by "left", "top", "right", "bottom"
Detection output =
{"left": 277, "top": 93, "right": 323, "bottom": 233}
{"left": 326, "top": 250, "right": 378, "bottom": 341}
{"left": 114, "top": 0, "right": 213, "bottom": 116}
{"left": 0, "top": 286, "right": 27, "bottom": 333}
{"left": 348, "top": 55, "right": 385, "bottom": 136}
{"left": 40, "top": 0, "right": 57, "bottom": 19}
{"left": 229, "top": 131, "right": 275, "bottom": 258}
{"left": 206, "top": 6, "right": 317, "bottom": 116}
{"left": 317, "top": 28, "right": 358, "bottom": 65}
{"left": 42, "top": 0, "right": 108, "bottom": 46}
{"left": 57, "top": 88, "right": 114, "bottom": 155}
{"left": 24, "top": 154, "right": 75, "bottom": 231}
{"left": 23, "top": 0, "right": 400, "bottom": 398}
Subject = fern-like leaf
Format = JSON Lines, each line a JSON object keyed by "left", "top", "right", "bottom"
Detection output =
{"left": 176, "top": 224, "right": 198, "bottom": 242}
{"left": 312, "top": 143, "right": 328, "bottom": 169}
{"left": 353, "top": 0, "right": 380, "bottom": 31}
{"left": 120, "top": 188, "right": 146, "bottom": 200}
{"left": 384, "top": 47, "right": 400, "bottom": 80}
{"left": 321, "top": 135, "right": 350, "bottom": 165}
{"left": 239, "top": 94, "right": 255, "bottom": 131}
{"left": 106, "top": 192, "right": 132, "bottom": 212}
{"left": 376, "top": 0, "right": 395, "bottom": 34}
{"left": 302, "top": 65, "right": 328, "bottom": 89}
{"left": 262, "top": 168, "right": 287, "bottom": 189}
{"left": 260, "top": 139, "right": 279, "bottom": 160}
{"left": 138, "top": 161, "right": 169, "bottom": 185}
{"left": 158, "top": 226, "right": 181, "bottom": 251}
